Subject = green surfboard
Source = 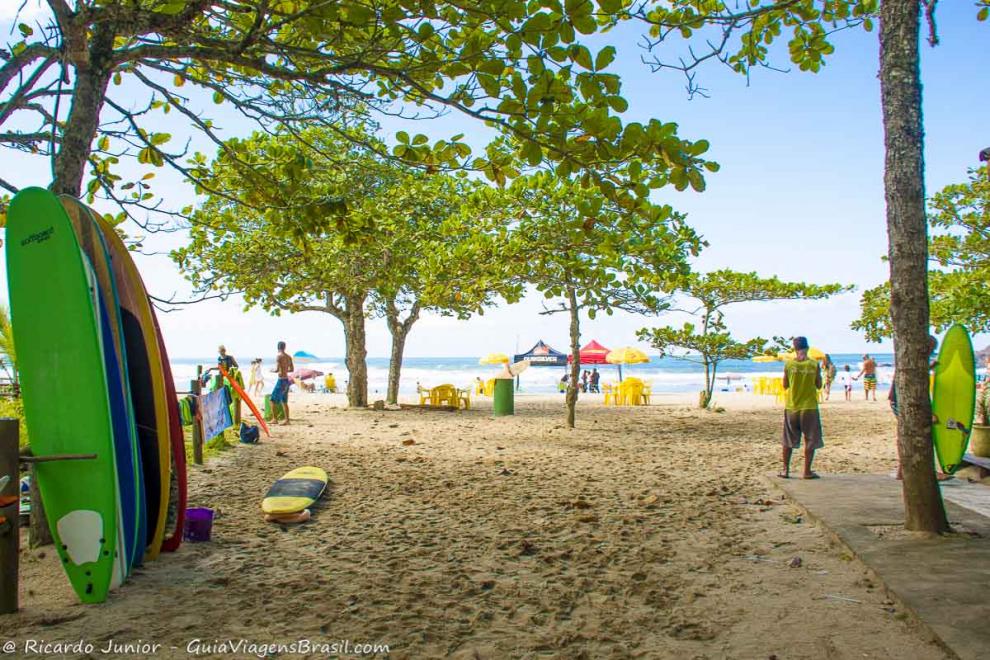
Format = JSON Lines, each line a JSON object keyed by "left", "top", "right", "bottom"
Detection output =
{"left": 5, "top": 188, "right": 120, "bottom": 602}
{"left": 932, "top": 324, "right": 975, "bottom": 474}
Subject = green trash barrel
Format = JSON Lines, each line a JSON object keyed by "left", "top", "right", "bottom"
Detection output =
{"left": 493, "top": 378, "right": 514, "bottom": 416}
{"left": 264, "top": 394, "right": 272, "bottom": 419}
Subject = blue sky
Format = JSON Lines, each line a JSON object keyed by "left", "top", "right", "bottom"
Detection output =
{"left": 1, "top": 3, "right": 987, "bottom": 359}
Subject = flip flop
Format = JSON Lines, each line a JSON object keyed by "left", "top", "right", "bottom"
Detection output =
{"left": 776, "top": 473, "right": 790, "bottom": 479}
{"left": 803, "top": 472, "right": 821, "bottom": 480}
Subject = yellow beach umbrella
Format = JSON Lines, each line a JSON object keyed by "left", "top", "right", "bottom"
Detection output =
{"left": 605, "top": 346, "right": 650, "bottom": 381}
{"left": 752, "top": 355, "right": 779, "bottom": 363}
{"left": 777, "top": 347, "right": 827, "bottom": 361}
{"left": 479, "top": 352, "right": 510, "bottom": 365}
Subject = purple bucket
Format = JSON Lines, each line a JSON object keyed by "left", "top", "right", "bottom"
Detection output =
{"left": 184, "top": 507, "right": 214, "bottom": 542}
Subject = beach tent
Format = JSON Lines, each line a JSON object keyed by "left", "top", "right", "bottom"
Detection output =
{"left": 567, "top": 340, "right": 611, "bottom": 364}
{"left": 513, "top": 340, "right": 567, "bottom": 367}
{"left": 292, "top": 350, "right": 318, "bottom": 363}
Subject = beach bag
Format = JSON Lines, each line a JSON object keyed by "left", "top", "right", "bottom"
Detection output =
{"left": 239, "top": 422, "right": 260, "bottom": 444}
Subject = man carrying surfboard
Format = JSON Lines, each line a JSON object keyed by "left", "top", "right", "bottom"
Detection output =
{"left": 780, "top": 336, "right": 823, "bottom": 479}
{"left": 269, "top": 341, "right": 294, "bottom": 425}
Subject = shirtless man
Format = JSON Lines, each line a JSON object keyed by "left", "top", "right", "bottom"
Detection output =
{"left": 269, "top": 341, "right": 294, "bottom": 425}
{"left": 854, "top": 354, "right": 878, "bottom": 401}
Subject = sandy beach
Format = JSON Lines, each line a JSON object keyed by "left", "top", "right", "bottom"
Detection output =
{"left": 2, "top": 393, "right": 953, "bottom": 658}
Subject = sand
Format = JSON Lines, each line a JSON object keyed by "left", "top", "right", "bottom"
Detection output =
{"left": 1, "top": 392, "right": 953, "bottom": 658}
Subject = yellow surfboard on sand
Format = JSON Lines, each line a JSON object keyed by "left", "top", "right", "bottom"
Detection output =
{"left": 261, "top": 467, "right": 328, "bottom": 516}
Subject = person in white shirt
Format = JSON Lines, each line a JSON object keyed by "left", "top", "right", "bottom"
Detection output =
{"left": 836, "top": 365, "right": 854, "bottom": 401}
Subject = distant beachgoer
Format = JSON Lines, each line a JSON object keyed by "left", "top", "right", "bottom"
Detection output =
{"left": 779, "top": 336, "right": 823, "bottom": 479}
{"left": 590, "top": 368, "right": 600, "bottom": 393}
{"left": 475, "top": 376, "right": 484, "bottom": 395}
{"left": 559, "top": 373, "right": 568, "bottom": 393}
{"left": 249, "top": 358, "right": 264, "bottom": 396}
{"left": 822, "top": 354, "right": 837, "bottom": 400}
{"left": 837, "top": 365, "right": 854, "bottom": 401}
{"left": 324, "top": 372, "right": 337, "bottom": 393}
{"left": 581, "top": 370, "right": 589, "bottom": 393}
{"left": 269, "top": 341, "right": 294, "bottom": 425}
{"left": 854, "top": 354, "right": 878, "bottom": 401}
{"left": 217, "top": 345, "right": 238, "bottom": 371}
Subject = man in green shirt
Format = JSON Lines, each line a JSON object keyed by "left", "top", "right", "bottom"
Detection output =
{"left": 780, "top": 336, "right": 823, "bottom": 479}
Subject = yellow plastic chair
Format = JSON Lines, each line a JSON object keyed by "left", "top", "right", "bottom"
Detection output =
{"left": 483, "top": 378, "right": 496, "bottom": 397}
{"left": 432, "top": 384, "right": 459, "bottom": 407}
{"left": 640, "top": 381, "right": 652, "bottom": 405}
{"left": 603, "top": 382, "right": 614, "bottom": 405}
{"left": 418, "top": 386, "right": 433, "bottom": 406}
{"left": 621, "top": 378, "right": 644, "bottom": 406}
{"left": 772, "top": 377, "right": 786, "bottom": 405}
{"left": 458, "top": 386, "right": 471, "bottom": 410}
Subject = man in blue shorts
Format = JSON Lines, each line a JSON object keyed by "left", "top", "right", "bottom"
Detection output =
{"left": 269, "top": 341, "right": 294, "bottom": 425}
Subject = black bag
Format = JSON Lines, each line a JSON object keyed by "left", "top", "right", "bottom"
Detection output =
{"left": 239, "top": 422, "right": 260, "bottom": 444}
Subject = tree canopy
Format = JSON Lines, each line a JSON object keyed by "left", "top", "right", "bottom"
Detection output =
{"left": 0, "top": 0, "right": 720, "bottom": 228}
{"left": 508, "top": 171, "right": 702, "bottom": 425}
{"left": 853, "top": 167, "right": 990, "bottom": 342}
{"left": 173, "top": 127, "right": 518, "bottom": 406}
{"left": 638, "top": 270, "right": 850, "bottom": 408}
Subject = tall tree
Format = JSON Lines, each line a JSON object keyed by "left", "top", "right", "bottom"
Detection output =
{"left": 368, "top": 175, "right": 522, "bottom": 405}
{"left": 509, "top": 173, "right": 702, "bottom": 427}
{"left": 628, "top": 0, "right": 976, "bottom": 533}
{"left": 0, "top": 1, "right": 713, "bottom": 226}
{"left": 854, "top": 166, "right": 990, "bottom": 341}
{"left": 879, "top": 0, "right": 947, "bottom": 532}
{"left": 637, "top": 270, "right": 848, "bottom": 409}
{"left": 175, "top": 128, "right": 516, "bottom": 406}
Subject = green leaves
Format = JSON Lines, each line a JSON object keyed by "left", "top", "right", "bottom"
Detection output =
{"left": 853, "top": 166, "right": 990, "bottom": 340}
{"left": 595, "top": 46, "right": 617, "bottom": 71}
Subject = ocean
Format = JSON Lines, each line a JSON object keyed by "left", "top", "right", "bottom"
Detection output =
{"left": 170, "top": 353, "right": 897, "bottom": 396}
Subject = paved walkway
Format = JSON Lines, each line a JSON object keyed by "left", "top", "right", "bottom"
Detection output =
{"left": 772, "top": 474, "right": 990, "bottom": 660}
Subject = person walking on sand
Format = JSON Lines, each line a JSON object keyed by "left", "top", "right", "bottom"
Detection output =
{"left": 854, "top": 354, "right": 878, "bottom": 401}
{"left": 837, "top": 365, "right": 854, "bottom": 401}
{"left": 779, "top": 336, "right": 823, "bottom": 479}
{"left": 269, "top": 341, "right": 294, "bottom": 425}
{"left": 590, "top": 368, "right": 600, "bottom": 393}
{"left": 248, "top": 358, "right": 265, "bottom": 397}
{"left": 822, "top": 354, "right": 837, "bottom": 400}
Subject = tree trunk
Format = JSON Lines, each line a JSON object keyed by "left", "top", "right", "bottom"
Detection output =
{"left": 700, "top": 313, "right": 714, "bottom": 409}
{"left": 565, "top": 287, "right": 581, "bottom": 429}
{"left": 386, "top": 330, "right": 406, "bottom": 406}
{"left": 384, "top": 299, "right": 420, "bottom": 406}
{"left": 342, "top": 294, "right": 369, "bottom": 408}
{"left": 879, "top": 0, "right": 949, "bottom": 533}
{"left": 52, "top": 30, "right": 114, "bottom": 196}
{"left": 700, "top": 359, "right": 713, "bottom": 409}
